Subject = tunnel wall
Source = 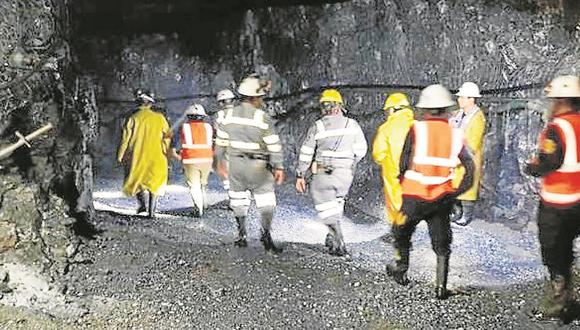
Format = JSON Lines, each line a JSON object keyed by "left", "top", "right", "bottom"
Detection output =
{"left": 0, "top": 0, "right": 97, "bottom": 277}
{"left": 82, "top": 0, "right": 580, "bottom": 228}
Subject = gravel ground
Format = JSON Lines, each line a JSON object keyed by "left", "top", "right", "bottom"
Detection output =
{"left": 19, "top": 177, "right": 571, "bottom": 329}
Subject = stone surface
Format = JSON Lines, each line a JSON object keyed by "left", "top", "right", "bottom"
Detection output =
{"left": 0, "top": 222, "right": 17, "bottom": 253}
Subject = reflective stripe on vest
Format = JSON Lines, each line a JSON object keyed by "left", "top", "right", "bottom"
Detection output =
{"left": 540, "top": 114, "right": 580, "bottom": 206}
{"left": 401, "top": 120, "right": 463, "bottom": 201}
{"left": 180, "top": 121, "right": 213, "bottom": 162}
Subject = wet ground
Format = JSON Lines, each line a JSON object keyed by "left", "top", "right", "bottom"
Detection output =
{"left": 19, "top": 175, "right": 574, "bottom": 329}
{"left": 93, "top": 175, "right": 546, "bottom": 288}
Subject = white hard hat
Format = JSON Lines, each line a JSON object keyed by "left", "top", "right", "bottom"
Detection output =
{"left": 455, "top": 82, "right": 481, "bottom": 98}
{"left": 185, "top": 104, "right": 206, "bottom": 116}
{"left": 546, "top": 75, "right": 580, "bottom": 98}
{"left": 217, "top": 89, "right": 235, "bottom": 102}
{"left": 237, "top": 76, "right": 267, "bottom": 97}
{"left": 416, "top": 84, "right": 456, "bottom": 109}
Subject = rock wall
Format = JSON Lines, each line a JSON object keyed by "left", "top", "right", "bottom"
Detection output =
{"left": 0, "top": 0, "right": 97, "bottom": 288}
{"left": 81, "top": 0, "right": 579, "bottom": 227}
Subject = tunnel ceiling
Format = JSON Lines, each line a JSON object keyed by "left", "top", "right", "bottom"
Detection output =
{"left": 72, "top": 0, "right": 350, "bottom": 35}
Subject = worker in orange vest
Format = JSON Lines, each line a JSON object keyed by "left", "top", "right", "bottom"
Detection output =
{"left": 386, "top": 84, "right": 475, "bottom": 300}
{"left": 171, "top": 104, "right": 214, "bottom": 217}
{"left": 525, "top": 75, "right": 580, "bottom": 319}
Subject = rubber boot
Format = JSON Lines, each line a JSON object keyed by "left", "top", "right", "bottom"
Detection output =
{"left": 136, "top": 191, "right": 147, "bottom": 214}
{"left": 454, "top": 201, "right": 474, "bottom": 226}
{"left": 435, "top": 255, "right": 449, "bottom": 299}
{"left": 537, "top": 274, "right": 570, "bottom": 319}
{"left": 258, "top": 210, "right": 281, "bottom": 253}
{"left": 327, "top": 223, "right": 347, "bottom": 256}
{"left": 148, "top": 193, "right": 158, "bottom": 219}
{"left": 234, "top": 216, "right": 248, "bottom": 247}
{"left": 260, "top": 229, "right": 282, "bottom": 254}
{"left": 324, "top": 233, "right": 333, "bottom": 249}
{"left": 386, "top": 248, "right": 410, "bottom": 285}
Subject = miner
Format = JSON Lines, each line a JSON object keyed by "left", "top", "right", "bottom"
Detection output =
{"left": 214, "top": 89, "right": 236, "bottom": 191}
{"left": 295, "top": 89, "right": 368, "bottom": 256}
{"left": 117, "top": 90, "right": 171, "bottom": 218}
{"left": 525, "top": 75, "right": 580, "bottom": 319}
{"left": 214, "top": 75, "right": 285, "bottom": 253}
{"left": 372, "top": 92, "right": 415, "bottom": 227}
{"left": 450, "top": 82, "right": 487, "bottom": 226}
{"left": 386, "top": 84, "right": 474, "bottom": 299}
{"left": 170, "top": 104, "right": 214, "bottom": 217}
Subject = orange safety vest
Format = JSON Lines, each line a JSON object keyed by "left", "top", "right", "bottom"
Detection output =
{"left": 180, "top": 120, "right": 214, "bottom": 165}
{"left": 401, "top": 119, "right": 464, "bottom": 201}
{"left": 540, "top": 113, "right": 580, "bottom": 207}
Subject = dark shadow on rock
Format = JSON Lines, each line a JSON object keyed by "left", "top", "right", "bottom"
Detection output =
{"left": 53, "top": 171, "right": 102, "bottom": 239}
{"left": 165, "top": 207, "right": 198, "bottom": 218}
{"left": 561, "top": 301, "right": 580, "bottom": 325}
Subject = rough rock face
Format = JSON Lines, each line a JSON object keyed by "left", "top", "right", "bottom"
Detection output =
{"left": 0, "top": 0, "right": 97, "bottom": 303}
{"left": 83, "top": 0, "right": 578, "bottom": 228}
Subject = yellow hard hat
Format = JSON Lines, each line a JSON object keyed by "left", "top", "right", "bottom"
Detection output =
{"left": 319, "top": 89, "right": 343, "bottom": 104}
{"left": 383, "top": 93, "right": 410, "bottom": 110}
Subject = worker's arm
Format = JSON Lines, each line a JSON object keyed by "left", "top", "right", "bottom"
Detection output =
{"left": 161, "top": 116, "right": 171, "bottom": 157}
{"left": 296, "top": 123, "right": 318, "bottom": 178}
{"left": 170, "top": 126, "right": 182, "bottom": 161}
{"left": 117, "top": 117, "right": 134, "bottom": 163}
{"left": 398, "top": 127, "right": 414, "bottom": 179}
{"left": 525, "top": 125, "right": 564, "bottom": 177}
{"left": 352, "top": 120, "right": 368, "bottom": 164}
{"left": 466, "top": 111, "right": 486, "bottom": 152}
{"left": 261, "top": 112, "right": 284, "bottom": 171}
{"left": 454, "top": 146, "right": 475, "bottom": 196}
{"left": 372, "top": 122, "right": 389, "bottom": 164}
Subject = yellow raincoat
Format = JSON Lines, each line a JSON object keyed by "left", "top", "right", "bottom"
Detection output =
{"left": 117, "top": 105, "right": 171, "bottom": 196}
{"left": 372, "top": 108, "right": 414, "bottom": 225}
{"left": 452, "top": 108, "right": 486, "bottom": 200}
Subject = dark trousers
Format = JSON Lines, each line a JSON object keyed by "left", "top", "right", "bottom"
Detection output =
{"left": 537, "top": 202, "right": 580, "bottom": 279}
{"left": 391, "top": 198, "right": 454, "bottom": 270}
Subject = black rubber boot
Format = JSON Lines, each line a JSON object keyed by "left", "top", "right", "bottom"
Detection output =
{"left": 386, "top": 248, "right": 410, "bottom": 285}
{"left": 136, "top": 191, "right": 148, "bottom": 214}
{"left": 148, "top": 193, "right": 158, "bottom": 219}
{"left": 327, "top": 224, "right": 347, "bottom": 256}
{"left": 536, "top": 273, "right": 570, "bottom": 319}
{"left": 324, "top": 233, "right": 333, "bottom": 248}
{"left": 435, "top": 255, "right": 449, "bottom": 299}
{"left": 234, "top": 216, "right": 248, "bottom": 247}
{"left": 261, "top": 230, "right": 282, "bottom": 254}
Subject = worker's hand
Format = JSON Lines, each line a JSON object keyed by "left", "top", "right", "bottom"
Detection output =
{"left": 274, "top": 169, "right": 285, "bottom": 185}
{"left": 295, "top": 178, "right": 306, "bottom": 194}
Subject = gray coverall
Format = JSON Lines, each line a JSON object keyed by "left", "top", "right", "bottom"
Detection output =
{"left": 213, "top": 104, "right": 233, "bottom": 190}
{"left": 297, "top": 114, "right": 368, "bottom": 250}
{"left": 215, "top": 102, "right": 284, "bottom": 229}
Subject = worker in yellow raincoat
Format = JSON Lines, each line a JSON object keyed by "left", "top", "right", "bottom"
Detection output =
{"left": 117, "top": 90, "right": 171, "bottom": 218}
{"left": 372, "top": 93, "right": 415, "bottom": 226}
{"left": 450, "top": 82, "right": 486, "bottom": 226}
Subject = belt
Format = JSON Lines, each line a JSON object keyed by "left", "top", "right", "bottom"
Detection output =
{"left": 234, "top": 153, "right": 269, "bottom": 161}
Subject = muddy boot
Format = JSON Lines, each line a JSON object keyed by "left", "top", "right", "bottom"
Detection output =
{"left": 386, "top": 248, "right": 410, "bottom": 285}
{"left": 261, "top": 230, "right": 282, "bottom": 254}
{"left": 327, "top": 224, "right": 347, "bottom": 256}
{"left": 148, "top": 193, "right": 158, "bottom": 219}
{"left": 136, "top": 191, "right": 148, "bottom": 214}
{"left": 234, "top": 216, "right": 248, "bottom": 247}
{"left": 537, "top": 274, "right": 569, "bottom": 319}
{"left": 435, "top": 255, "right": 449, "bottom": 299}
